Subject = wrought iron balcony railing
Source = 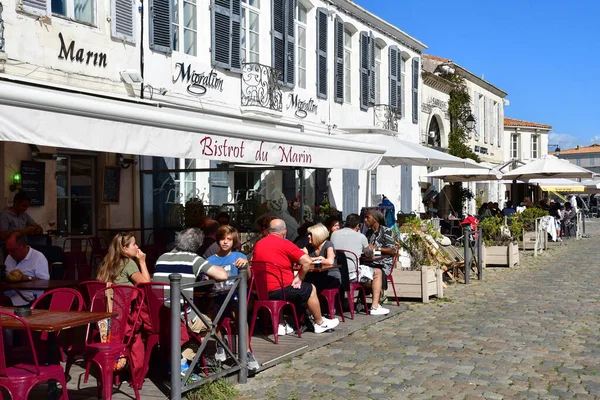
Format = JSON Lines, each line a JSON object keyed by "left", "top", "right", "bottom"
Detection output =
{"left": 0, "top": 2, "right": 5, "bottom": 53}
{"left": 373, "top": 104, "right": 400, "bottom": 132}
{"left": 241, "top": 63, "right": 283, "bottom": 112}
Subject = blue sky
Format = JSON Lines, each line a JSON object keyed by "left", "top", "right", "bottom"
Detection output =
{"left": 354, "top": 0, "right": 600, "bottom": 150}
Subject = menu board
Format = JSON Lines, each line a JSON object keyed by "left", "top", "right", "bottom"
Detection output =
{"left": 20, "top": 161, "right": 45, "bottom": 206}
{"left": 102, "top": 165, "right": 121, "bottom": 204}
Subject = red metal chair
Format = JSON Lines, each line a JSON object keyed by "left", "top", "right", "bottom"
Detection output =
{"left": 77, "top": 280, "right": 107, "bottom": 310}
{"left": 87, "top": 237, "right": 108, "bottom": 265}
{"left": 79, "top": 285, "right": 145, "bottom": 400}
{"left": 31, "top": 288, "right": 85, "bottom": 363}
{"left": 0, "top": 310, "right": 69, "bottom": 400}
{"left": 248, "top": 261, "right": 302, "bottom": 345}
{"left": 74, "top": 264, "right": 95, "bottom": 282}
{"left": 386, "top": 252, "right": 400, "bottom": 306}
{"left": 336, "top": 250, "right": 370, "bottom": 319}
{"left": 63, "top": 251, "right": 88, "bottom": 280}
{"left": 317, "top": 287, "right": 345, "bottom": 322}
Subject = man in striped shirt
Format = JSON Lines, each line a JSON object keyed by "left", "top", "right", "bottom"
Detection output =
{"left": 153, "top": 228, "right": 229, "bottom": 377}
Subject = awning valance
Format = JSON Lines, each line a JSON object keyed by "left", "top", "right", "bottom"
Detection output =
{"left": 0, "top": 80, "right": 385, "bottom": 170}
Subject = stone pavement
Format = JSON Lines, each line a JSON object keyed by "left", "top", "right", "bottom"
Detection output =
{"left": 238, "top": 222, "right": 600, "bottom": 400}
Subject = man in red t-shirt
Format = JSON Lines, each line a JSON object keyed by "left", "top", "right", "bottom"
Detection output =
{"left": 252, "top": 219, "right": 339, "bottom": 334}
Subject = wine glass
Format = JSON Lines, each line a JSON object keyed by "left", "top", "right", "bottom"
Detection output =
{"left": 48, "top": 219, "right": 56, "bottom": 233}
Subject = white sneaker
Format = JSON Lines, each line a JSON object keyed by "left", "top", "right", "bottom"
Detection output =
{"left": 313, "top": 317, "right": 339, "bottom": 333}
{"left": 370, "top": 305, "right": 390, "bottom": 316}
{"left": 215, "top": 345, "right": 226, "bottom": 362}
{"left": 284, "top": 323, "right": 295, "bottom": 334}
{"left": 277, "top": 324, "right": 287, "bottom": 336}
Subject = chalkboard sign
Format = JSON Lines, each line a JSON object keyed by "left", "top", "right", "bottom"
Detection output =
{"left": 20, "top": 161, "right": 45, "bottom": 206}
{"left": 102, "top": 165, "right": 121, "bottom": 204}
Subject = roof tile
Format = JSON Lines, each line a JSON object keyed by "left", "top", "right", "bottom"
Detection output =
{"left": 504, "top": 117, "right": 552, "bottom": 130}
{"left": 423, "top": 54, "right": 451, "bottom": 63}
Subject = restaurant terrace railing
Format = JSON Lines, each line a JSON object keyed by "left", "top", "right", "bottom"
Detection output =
{"left": 373, "top": 104, "right": 400, "bottom": 132}
{"left": 241, "top": 63, "right": 283, "bottom": 112}
{"left": 0, "top": 2, "right": 5, "bottom": 53}
{"left": 169, "top": 269, "right": 248, "bottom": 400}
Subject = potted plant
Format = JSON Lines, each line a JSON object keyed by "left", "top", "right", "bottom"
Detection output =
{"left": 480, "top": 215, "right": 519, "bottom": 267}
{"left": 394, "top": 217, "right": 444, "bottom": 303}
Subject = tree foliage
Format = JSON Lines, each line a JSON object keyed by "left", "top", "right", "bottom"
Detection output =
{"left": 442, "top": 73, "right": 479, "bottom": 162}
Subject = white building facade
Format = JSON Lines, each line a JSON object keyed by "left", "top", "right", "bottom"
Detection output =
{"left": 0, "top": 0, "right": 427, "bottom": 235}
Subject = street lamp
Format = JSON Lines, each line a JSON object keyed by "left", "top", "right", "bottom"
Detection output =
{"left": 548, "top": 144, "right": 561, "bottom": 156}
{"left": 466, "top": 114, "right": 476, "bottom": 131}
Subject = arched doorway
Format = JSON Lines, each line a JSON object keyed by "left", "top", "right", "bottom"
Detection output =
{"left": 427, "top": 116, "right": 441, "bottom": 147}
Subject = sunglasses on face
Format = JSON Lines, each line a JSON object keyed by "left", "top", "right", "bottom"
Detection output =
{"left": 120, "top": 232, "right": 129, "bottom": 247}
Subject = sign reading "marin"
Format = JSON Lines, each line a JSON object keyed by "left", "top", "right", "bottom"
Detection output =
{"left": 286, "top": 94, "right": 318, "bottom": 119}
{"left": 57, "top": 33, "right": 107, "bottom": 68}
{"left": 173, "top": 62, "right": 224, "bottom": 96}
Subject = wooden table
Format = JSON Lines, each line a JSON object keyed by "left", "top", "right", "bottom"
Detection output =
{"left": 0, "top": 307, "right": 115, "bottom": 332}
{"left": 294, "top": 263, "right": 341, "bottom": 273}
{"left": 7, "top": 280, "right": 79, "bottom": 291}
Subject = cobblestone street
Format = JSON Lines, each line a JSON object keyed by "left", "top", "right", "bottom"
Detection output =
{"left": 238, "top": 222, "right": 600, "bottom": 400}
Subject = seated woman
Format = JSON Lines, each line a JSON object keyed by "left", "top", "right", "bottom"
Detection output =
{"left": 205, "top": 225, "right": 259, "bottom": 371}
{"left": 301, "top": 223, "right": 341, "bottom": 292}
{"left": 323, "top": 216, "right": 341, "bottom": 239}
{"left": 96, "top": 232, "right": 151, "bottom": 384}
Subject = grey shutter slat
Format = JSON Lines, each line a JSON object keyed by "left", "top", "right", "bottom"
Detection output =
{"left": 369, "top": 31, "right": 376, "bottom": 104}
{"left": 112, "top": 0, "right": 136, "bottom": 43}
{"left": 401, "top": 165, "right": 413, "bottom": 213}
{"left": 316, "top": 8, "right": 328, "bottom": 99}
{"left": 474, "top": 91, "right": 480, "bottom": 140}
{"left": 284, "top": 0, "right": 295, "bottom": 87}
{"left": 483, "top": 96, "right": 488, "bottom": 143}
{"left": 149, "top": 0, "right": 171, "bottom": 53}
{"left": 389, "top": 45, "right": 399, "bottom": 108}
{"left": 411, "top": 57, "right": 419, "bottom": 124}
{"left": 359, "top": 31, "right": 369, "bottom": 111}
{"left": 272, "top": 0, "right": 285, "bottom": 76}
{"left": 342, "top": 169, "right": 359, "bottom": 218}
{"left": 22, "top": 0, "right": 47, "bottom": 12}
{"left": 334, "top": 16, "right": 344, "bottom": 103}
{"left": 498, "top": 102, "right": 503, "bottom": 148}
{"left": 398, "top": 56, "right": 403, "bottom": 118}
{"left": 230, "top": 0, "right": 241, "bottom": 72}
{"left": 209, "top": 160, "right": 229, "bottom": 205}
{"left": 490, "top": 100, "right": 495, "bottom": 145}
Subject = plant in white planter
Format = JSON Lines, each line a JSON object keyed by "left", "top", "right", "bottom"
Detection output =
{"left": 480, "top": 216, "right": 519, "bottom": 267}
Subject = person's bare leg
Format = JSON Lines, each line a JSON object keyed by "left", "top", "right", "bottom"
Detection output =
{"left": 371, "top": 269, "right": 382, "bottom": 309}
{"left": 305, "top": 284, "right": 324, "bottom": 324}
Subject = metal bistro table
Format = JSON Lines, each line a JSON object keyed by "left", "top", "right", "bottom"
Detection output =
{"left": 7, "top": 280, "right": 79, "bottom": 291}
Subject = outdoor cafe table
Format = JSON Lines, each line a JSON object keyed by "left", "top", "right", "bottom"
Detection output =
{"left": 7, "top": 280, "right": 79, "bottom": 291}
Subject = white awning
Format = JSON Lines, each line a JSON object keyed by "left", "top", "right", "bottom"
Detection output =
{"left": 0, "top": 80, "right": 385, "bottom": 170}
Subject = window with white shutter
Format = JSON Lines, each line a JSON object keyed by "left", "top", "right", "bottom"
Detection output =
{"left": 271, "top": 0, "right": 295, "bottom": 87}
{"left": 149, "top": 0, "right": 172, "bottom": 53}
{"left": 112, "top": 0, "right": 136, "bottom": 43}
{"left": 388, "top": 45, "right": 401, "bottom": 111}
{"left": 411, "top": 57, "right": 419, "bottom": 124}
{"left": 211, "top": 0, "right": 242, "bottom": 72}
{"left": 334, "top": 15, "right": 344, "bottom": 103}
{"left": 316, "top": 7, "right": 328, "bottom": 99}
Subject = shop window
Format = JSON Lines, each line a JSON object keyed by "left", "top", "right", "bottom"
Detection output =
{"left": 172, "top": 0, "right": 197, "bottom": 55}
{"left": 56, "top": 155, "right": 95, "bottom": 235}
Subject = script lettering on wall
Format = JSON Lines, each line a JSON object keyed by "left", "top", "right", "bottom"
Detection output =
{"left": 173, "top": 62, "right": 224, "bottom": 96}
{"left": 57, "top": 33, "right": 107, "bottom": 68}
{"left": 286, "top": 94, "right": 318, "bottom": 119}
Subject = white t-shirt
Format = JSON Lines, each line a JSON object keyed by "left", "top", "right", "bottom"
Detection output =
{"left": 5, "top": 246, "right": 49, "bottom": 305}
{"left": 331, "top": 228, "right": 369, "bottom": 281}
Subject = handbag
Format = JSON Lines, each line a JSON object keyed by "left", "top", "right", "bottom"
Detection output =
{"left": 97, "top": 318, "right": 128, "bottom": 371}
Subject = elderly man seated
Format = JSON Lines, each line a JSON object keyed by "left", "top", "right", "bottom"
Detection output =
{"left": 252, "top": 218, "right": 339, "bottom": 334}
{"left": 331, "top": 213, "right": 389, "bottom": 315}
{"left": 2, "top": 232, "right": 49, "bottom": 305}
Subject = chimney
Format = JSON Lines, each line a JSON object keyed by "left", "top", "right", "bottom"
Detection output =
{"left": 576, "top": 145, "right": 580, "bottom": 150}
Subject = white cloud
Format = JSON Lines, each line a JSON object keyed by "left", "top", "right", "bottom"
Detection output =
{"left": 548, "top": 132, "right": 579, "bottom": 150}
{"left": 590, "top": 135, "right": 600, "bottom": 144}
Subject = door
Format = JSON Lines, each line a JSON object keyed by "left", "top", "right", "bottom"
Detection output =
{"left": 56, "top": 155, "right": 95, "bottom": 235}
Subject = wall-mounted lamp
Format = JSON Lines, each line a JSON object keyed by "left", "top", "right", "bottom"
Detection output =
{"left": 119, "top": 69, "right": 143, "bottom": 85}
{"left": 10, "top": 171, "right": 22, "bottom": 192}
{"left": 118, "top": 153, "right": 138, "bottom": 169}
{"left": 549, "top": 144, "right": 561, "bottom": 156}
{"left": 466, "top": 114, "right": 476, "bottom": 131}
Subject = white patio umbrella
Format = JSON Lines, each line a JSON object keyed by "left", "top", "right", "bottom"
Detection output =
{"left": 529, "top": 178, "right": 585, "bottom": 193}
{"left": 344, "top": 133, "right": 487, "bottom": 168}
{"left": 502, "top": 155, "right": 595, "bottom": 181}
{"left": 424, "top": 162, "right": 503, "bottom": 182}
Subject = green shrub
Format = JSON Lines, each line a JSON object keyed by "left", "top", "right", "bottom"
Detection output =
{"left": 186, "top": 378, "right": 239, "bottom": 400}
{"left": 480, "top": 216, "right": 514, "bottom": 246}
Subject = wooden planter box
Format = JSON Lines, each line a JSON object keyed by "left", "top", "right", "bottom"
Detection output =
{"left": 395, "top": 266, "right": 443, "bottom": 303}
{"left": 483, "top": 242, "right": 519, "bottom": 268}
{"left": 520, "top": 231, "right": 548, "bottom": 251}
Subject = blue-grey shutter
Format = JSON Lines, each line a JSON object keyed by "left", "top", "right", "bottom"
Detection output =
{"left": 284, "top": 0, "right": 296, "bottom": 87}
{"left": 474, "top": 91, "right": 480, "bottom": 141}
{"left": 467, "top": 88, "right": 473, "bottom": 138}
{"left": 411, "top": 57, "right": 419, "bottom": 124}
{"left": 316, "top": 8, "right": 328, "bottom": 99}
{"left": 490, "top": 100, "right": 495, "bottom": 145}
{"left": 149, "top": 0, "right": 171, "bottom": 53}
{"left": 369, "top": 32, "right": 376, "bottom": 105}
{"left": 334, "top": 16, "right": 344, "bottom": 103}
{"left": 399, "top": 56, "right": 403, "bottom": 118}
{"left": 498, "top": 102, "right": 503, "bottom": 148}
{"left": 359, "top": 31, "right": 369, "bottom": 111}
{"left": 209, "top": 160, "right": 229, "bottom": 205}
{"left": 22, "top": 0, "right": 48, "bottom": 14}
{"left": 342, "top": 169, "right": 359, "bottom": 217}
{"left": 389, "top": 45, "right": 400, "bottom": 109}
{"left": 483, "top": 96, "right": 488, "bottom": 143}
{"left": 401, "top": 165, "right": 413, "bottom": 213}
{"left": 211, "top": 0, "right": 241, "bottom": 72}
{"left": 272, "top": 0, "right": 285, "bottom": 77}
{"left": 112, "top": 0, "right": 136, "bottom": 43}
